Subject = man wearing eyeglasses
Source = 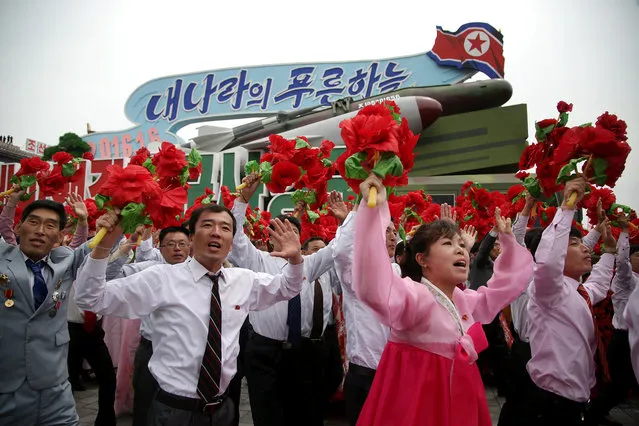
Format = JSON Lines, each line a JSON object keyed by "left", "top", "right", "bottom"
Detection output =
{"left": 136, "top": 225, "right": 192, "bottom": 264}
{"left": 118, "top": 226, "right": 191, "bottom": 426}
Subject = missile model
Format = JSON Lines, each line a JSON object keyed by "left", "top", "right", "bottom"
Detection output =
{"left": 185, "top": 79, "right": 512, "bottom": 152}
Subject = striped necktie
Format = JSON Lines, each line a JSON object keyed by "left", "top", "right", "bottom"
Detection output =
{"left": 197, "top": 273, "right": 222, "bottom": 402}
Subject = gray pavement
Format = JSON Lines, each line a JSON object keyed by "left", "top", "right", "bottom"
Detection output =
{"left": 74, "top": 378, "right": 639, "bottom": 425}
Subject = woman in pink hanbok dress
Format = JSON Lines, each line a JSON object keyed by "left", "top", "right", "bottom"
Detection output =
{"left": 352, "top": 175, "right": 534, "bottom": 426}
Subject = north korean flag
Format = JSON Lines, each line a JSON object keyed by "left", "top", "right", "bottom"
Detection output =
{"left": 427, "top": 22, "right": 505, "bottom": 79}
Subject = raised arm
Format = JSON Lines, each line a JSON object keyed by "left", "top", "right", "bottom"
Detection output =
{"left": 531, "top": 178, "right": 587, "bottom": 308}
{"left": 75, "top": 213, "right": 165, "bottom": 318}
{"left": 75, "top": 255, "right": 167, "bottom": 318}
{"left": 0, "top": 187, "right": 20, "bottom": 245}
{"left": 333, "top": 211, "right": 356, "bottom": 293}
{"left": 135, "top": 228, "right": 163, "bottom": 263}
{"left": 513, "top": 194, "right": 535, "bottom": 247}
{"left": 353, "top": 176, "right": 436, "bottom": 331}
{"left": 584, "top": 198, "right": 606, "bottom": 251}
{"left": 66, "top": 193, "right": 89, "bottom": 249}
{"left": 463, "top": 232, "right": 534, "bottom": 324}
{"left": 512, "top": 214, "right": 529, "bottom": 247}
{"left": 582, "top": 221, "right": 619, "bottom": 304}
{"left": 474, "top": 230, "right": 497, "bottom": 268}
{"left": 611, "top": 231, "right": 634, "bottom": 310}
{"left": 248, "top": 263, "right": 305, "bottom": 311}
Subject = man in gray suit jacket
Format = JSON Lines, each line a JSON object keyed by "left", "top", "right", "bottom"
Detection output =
{"left": 0, "top": 196, "right": 94, "bottom": 425}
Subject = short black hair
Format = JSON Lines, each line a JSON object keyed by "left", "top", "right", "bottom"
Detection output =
{"left": 188, "top": 204, "right": 236, "bottom": 236}
{"left": 270, "top": 214, "right": 301, "bottom": 234}
{"left": 302, "top": 236, "right": 325, "bottom": 251}
{"left": 21, "top": 199, "right": 67, "bottom": 230}
{"left": 159, "top": 226, "right": 189, "bottom": 244}
{"left": 525, "top": 228, "right": 544, "bottom": 260}
{"left": 569, "top": 226, "right": 583, "bottom": 240}
{"left": 395, "top": 240, "right": 405, "bottom": 257}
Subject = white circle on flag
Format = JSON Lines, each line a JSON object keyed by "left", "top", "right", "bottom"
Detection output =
{"left": 464, "top": 31, "right": 490, "bottom": 57}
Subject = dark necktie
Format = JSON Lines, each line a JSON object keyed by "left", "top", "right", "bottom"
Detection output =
{"left": 310, "top": 280, "right": 324, "bottom": 339}
{"left": 196, "top": 273, "right": 222, "bottom": 402}
{"left": 577, "top": 284, "right": 610, "bottom": 383}
{"left": 26, "top": 259, "right": 47, "bottom": 310}
{"left": 287, "top": 294, "right": 302, "bottom": 346}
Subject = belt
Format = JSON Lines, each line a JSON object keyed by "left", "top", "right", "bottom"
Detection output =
{"left": 156, "top": 388, "right": 228, "bottom": 414}
{"left": 348, "top": 362, "right": 376, "bottom": 378}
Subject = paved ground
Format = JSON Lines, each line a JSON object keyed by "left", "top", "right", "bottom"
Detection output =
{"left": 75, "top": 378, "right": 639, "bottom": 425}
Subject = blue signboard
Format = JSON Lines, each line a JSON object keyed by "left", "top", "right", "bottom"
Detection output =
{"left": 83, "top": 48, "right": 476, "bottom": 159}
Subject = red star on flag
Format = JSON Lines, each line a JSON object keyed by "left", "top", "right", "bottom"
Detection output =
{"left": 467, "top": 33, "right": 486, "bottom": 54}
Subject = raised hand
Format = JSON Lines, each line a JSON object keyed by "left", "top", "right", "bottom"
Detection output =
{"left": 92, "top": 209, "right": 122, "bottom": 256}
{"left": 591, "top": 198, "right": 607, "bottom": 233}
{"left": 494, "top": 207, "right": 513, "bottom": 235}
{"left": 617, "top": 213, "right": 630, "bottom": 232}
{"left": 601, "top": 219, "right": 617, "bottom": 251}
{"left": 436, "top": 203, "right": 457, "bottom": 224}
{"left": 292, "top": 201, "right": 306, "bottom": 219}
{"left": 239, "top": 172, "right": 261, "bottom": 203}
{"left": 268, "top": 218, "right": 303, "bottom": 264}
{"left": 327, "top": 191, "right": 348, "bottom": 224}
{"left": 7, "top": 183, "right": 25, "bottom": 206}
{"left": 561, "top": 175, "right": 587, "bottom": 210}
{"left": 461, "top": 225, "right": 478, "bottom": 250}
{"left": 66, "top": 192, "right": 88, "bottom": 220}
{"left": 521, "top": 193, "right": 537, "bottom": 216}
{"left": 359, "top": 173, "right": 386, "bottom": 206}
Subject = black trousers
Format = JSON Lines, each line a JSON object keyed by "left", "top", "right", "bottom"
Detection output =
{"left": 478, "top": 314, "right": 509, "bottom": 394}
{"left": 132, "top": 336, "right": 157, "bottom": 426}
{"left": 586, "top": 328, "right": 639, "bottom": 423}
{"left": 148, "top": 389, "right": 234, "bottom": 426}
{"left": 244, "top": 331, "right": 328, "bottom": 426}
{"left": 497, "top": 338, "right": 533, "bottom": 426}
{"left": 502, "top": 382, "right": 587, "bottom": 426}
{"left": 344, "top": 363, "right": 376, "bottom": 426}
{"left": 67, "top": 321, "right": 116, "bottom": 426}
{"left": 322, "top": 324, "right": 345, "bottom": 401}
{"left": 226, "top": 318, "right": 250, "bottom": 426}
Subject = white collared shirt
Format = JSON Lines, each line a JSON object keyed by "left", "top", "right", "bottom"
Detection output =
{"left": 228, "top": 200, "right": 336, "bottom": 341}
{"left": 333, "top": 212, "right": 393, "bottom": 370}
{"left": 75, "top": 255, "right": 304, "bottom": 398}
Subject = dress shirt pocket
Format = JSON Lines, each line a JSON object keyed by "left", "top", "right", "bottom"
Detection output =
{"left": 55, "top": 327, "right": 70, "bottom": 346}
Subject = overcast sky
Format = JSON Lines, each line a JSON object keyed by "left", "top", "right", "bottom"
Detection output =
{"left": 0, "top": 0, "right": 637, "bottom": 205}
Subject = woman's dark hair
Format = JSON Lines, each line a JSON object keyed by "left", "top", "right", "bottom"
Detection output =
{"left": 21, "top": 199, "right": 67, "bottom": 230}
{"left": 401, "top": 220, "right": 459, "bottom": 282}
{"left": 188, "top": 204, "right": 236, "bottom": 235}
{"left": 394, "top": 241, "right": 405, "bottom": 258}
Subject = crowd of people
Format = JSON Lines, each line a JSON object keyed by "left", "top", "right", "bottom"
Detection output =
{"left": 0, "top": 170, "right": 638, "bottom": 426}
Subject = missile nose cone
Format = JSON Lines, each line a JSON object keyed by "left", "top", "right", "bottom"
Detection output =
{"left": 414, "top": 96, "right": 443, "bottom": 128}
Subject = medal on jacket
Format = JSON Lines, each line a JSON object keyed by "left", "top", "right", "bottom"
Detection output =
{"left": 2, "top": 274, "right": 14, "bottom": 308}
{"left": 49, "top": 280, "right": 64, "bottom": 317}
{"left": 4, "top": 289, "right": 14, "bottom": 308}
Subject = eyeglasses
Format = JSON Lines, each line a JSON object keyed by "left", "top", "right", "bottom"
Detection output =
{"left": 161, "top": 242, "right": 189, "bottom": 249}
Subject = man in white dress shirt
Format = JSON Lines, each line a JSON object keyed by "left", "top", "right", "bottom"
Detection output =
{"left": 121, "top": 225, "right": 191, "bottom": 426}
{"left": 75, "top": 203, "right": 305, "bottom": 426}
{"left": 332, "top": 201, "right": 401, "bottom": 426}
{"left": 229, "top": 174, "right": 342, "bottom": 426}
